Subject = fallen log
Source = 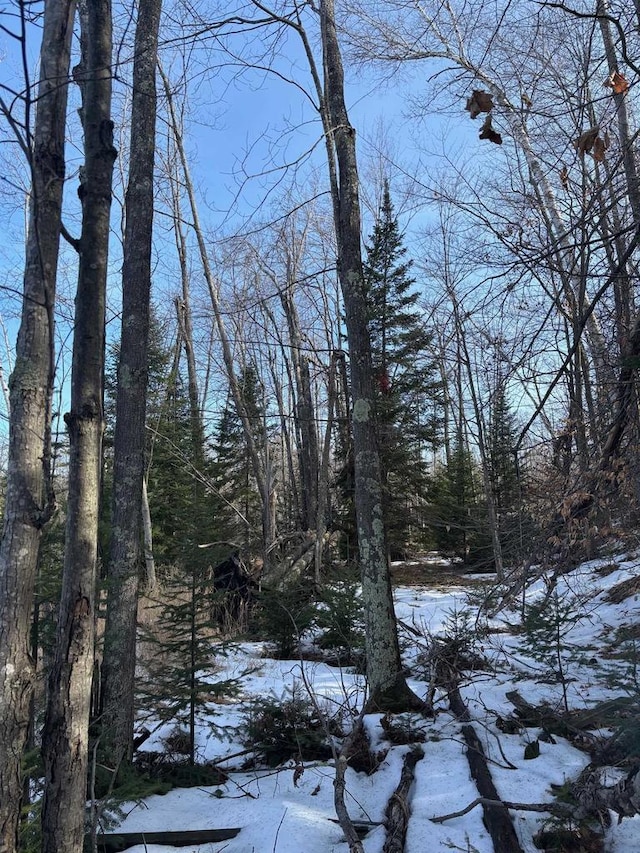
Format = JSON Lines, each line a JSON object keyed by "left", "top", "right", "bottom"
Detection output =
{"left": 448, "top": 683, "right": 524, "bottom": 853}
{"left": 96, "top": 828, "right": 241, "bottom": 852}
{"left": 383, "top": 747, "right": 424, "bottom": 853}
{"left": 334, "top": 720, "right": 366, "bottom": 853}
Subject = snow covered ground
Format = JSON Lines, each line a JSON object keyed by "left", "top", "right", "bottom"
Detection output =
{"left": 107, "top": 552, "right": 640, "bottom": 852}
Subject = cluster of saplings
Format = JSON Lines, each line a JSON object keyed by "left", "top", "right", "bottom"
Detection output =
{"left": 126, "top": 570, "right": 363, "bottom": 784}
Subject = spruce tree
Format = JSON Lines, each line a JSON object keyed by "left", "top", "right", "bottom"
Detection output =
{"left": 488, "top": 384, "right": 519, "bottom": 516}
{"left": 211, "top": 363, "right": 266, "bottom": 556}
{"left": 488, "top": 383, "right": 530, "bottom": 565}
{"left": 430, "top": 435, "right": 492, "bottom": 569}
{"left": 362, "top": 182, "right": 442, "bottom": 558}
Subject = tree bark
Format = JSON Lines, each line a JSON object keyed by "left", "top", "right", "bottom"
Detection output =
{"left": 315, "top": 351, "right": 338, "bottom": 583}
{"left": 383, "top": 747, "right": 424, "bottom": 853}
{"left": 41, "top": 0, "right": 116, "bottom": 849}
{"left": 101, "top": 0, "right": 162, "bottom": 767}
{"left": 319, "top": 0, "right": 421, "bottom": 710}
{"left": 141, "top": 475, "right": 156, "bottom": 591}
{"left": 0, "top": 3, "right": 75, "bottom": 849}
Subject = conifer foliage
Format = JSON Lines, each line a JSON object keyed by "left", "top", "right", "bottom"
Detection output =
{"left": 363, "top": 182, "right": 442, "bottom": 557}
{"left": 211, "top": 363, "right": 266, "bottom": 556}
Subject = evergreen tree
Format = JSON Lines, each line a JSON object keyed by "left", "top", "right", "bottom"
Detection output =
{"left": 488, "top": 383, "right": 519, "bottom": 516}
{"left": 429, "top": 436, "right": 492, "bottom": 569}
{"left": 140, "top": 564, "right": 239, "bottom": 768}
{"left": 487, "top": 383, "right": 533, "bottom": 566}
{"left": 362, "top": 182, "right": 442, "bottom": 557}
{"left": 211, "top": 363, "right": 266, "bottom": 556}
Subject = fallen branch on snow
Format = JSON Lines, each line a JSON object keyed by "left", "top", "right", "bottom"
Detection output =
{"left": 431, "top": 796, "right": 573, "bottom": 824}
{"left": 383, "top": 746, "right": 424, "bottom": 853}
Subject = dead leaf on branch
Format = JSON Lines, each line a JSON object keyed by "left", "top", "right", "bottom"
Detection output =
{"left": 574, "top": 127, "right": 599, "bottom": 156}
{"left": 560, "top": 165, "right": 569, "bottom": 189}
{"left": 573, "top": 126, "right": 610, "bottom": 161}
{"left": 478, "top": 113, "right": 502, "bottom": 145}
{"left": 593, "top": 135, "right": 607, "bottom": 162}
{"left": 604, "top": 70, "right": 629, "bottom": 95}
{"left": 465, "top": 89, "right": 493, "bottom": 118}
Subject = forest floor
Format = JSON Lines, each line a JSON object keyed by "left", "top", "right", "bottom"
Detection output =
{"left": 105, "top": 549, "right": 640, "bottom": 853}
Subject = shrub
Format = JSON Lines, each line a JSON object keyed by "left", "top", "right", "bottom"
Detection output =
{"left": 253, "top": 584, "right": 317, "bottom": 658}
{"left": 315, "top": 581, "right": 364, "bottom": 656}
{"left": 241, "top": 687, "right": 342, "bottom": 766}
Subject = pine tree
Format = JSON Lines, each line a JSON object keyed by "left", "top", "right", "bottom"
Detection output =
{"left": 140, "top": 564, "right": 239, "bottom": 768}
{"left": 211, "top": 363, "right": 266, "bottom": 556}
{"left": 429, "top": 436, "right": 492, "bottom": 569}
{"left": 362, "top": 182, "right": 442, "bottom": 557}
{"left": 487, "top": 383, "right": 532, "bottom": 566}
{"left": 488, "top": 383, "right": 519, "bottom": 516}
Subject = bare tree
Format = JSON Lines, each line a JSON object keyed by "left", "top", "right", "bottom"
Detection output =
{"left": 41, "top": 0, "right": 117, "bottom": 848}
{"left": 345, "top": 0, "right": 637, "bottom": 457}
{"left": 0, "top": 2, "right": 75, "bottom": 849}
{"left": 160, "top": 64, "right": 277, "bottom": 569}
{"left": 318, "top": 0, "right": 423, "bottom": 709}
{"left": 100, "top": 0, "right": 163, "bottom": 768}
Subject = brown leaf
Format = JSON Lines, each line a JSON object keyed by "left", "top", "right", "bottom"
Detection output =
{"left": 465, "top": 89, "right": 494, "bottom": 118}
{"left": 592, "top": 135, "right": 607, "bottom": 162}
{"left": 574, "top": 127, "right": 599, "bottom": 157}
{"left": 560, "top": 165, "right": 569, "bottom": 188}
{"left": 604, "top": 70, "right": 629, "bottom": 94}
{"left": 478, "top": 113, "right": 502, "bottom": 144}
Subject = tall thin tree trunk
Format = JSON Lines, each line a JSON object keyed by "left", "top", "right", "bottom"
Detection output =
{"left": 320, "top": 0, "right": 422, "bottom": 711}
{"left": 41, "top": 0, "right": 116, "bottom": 849}
{"left": 315, "top": 351, "right": 338, "bottom": 584}
{"left": 172, "top": 164, "right": 205, "bottom": 466}
{"left": 160, "top": 65, "right": 272, "bottom": 568}
{"left": 141, "top": 475, "right": 156, "bottom": 591}
{"left": 452, "top": 297, "right": 504, "bottom": 579}
{"left": 280, "top": 283, "right": 319, "bottom": 529}
{"left": 176, "top": 297, "right": 204, "bottom": 465}
{"left": 0, "top": 4, "right": 75, "bottom": 848}
{"left": 100, "top": 0, "right": 162, "bottom": 767}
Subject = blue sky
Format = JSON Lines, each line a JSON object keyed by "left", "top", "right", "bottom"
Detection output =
{"left": 0, "top": 1, "right": 486, "bottom": 445}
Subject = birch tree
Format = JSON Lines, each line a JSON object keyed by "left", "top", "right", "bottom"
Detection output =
{"left": 345, "top": 0, "right": 639, "bottom": 462}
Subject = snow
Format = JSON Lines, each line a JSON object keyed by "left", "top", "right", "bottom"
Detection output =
{"left": 107, "top": 552, "right": 640, "bottom": 852}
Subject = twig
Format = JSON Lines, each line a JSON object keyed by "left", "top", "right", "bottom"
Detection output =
{"left": 272, "top": 808, "right": 287, "bottom": 852}
{"left": 431, "top": 796, "right": 572, "bottom": 824}
{"left": 334, "top": 747, "right": 365, "bottom": 853}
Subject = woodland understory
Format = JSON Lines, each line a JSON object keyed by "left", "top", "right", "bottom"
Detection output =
{"left": 1, "top": 0, "right": 640, "bottom": 851}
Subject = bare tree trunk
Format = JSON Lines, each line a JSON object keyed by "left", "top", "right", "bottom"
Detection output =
{"left": 320, "top": 0, "right": 422, "bottom": 711}
{"left": 41, "top": 0, "right": 116, "bottom": 849}
{"left": 160, "top": 65, "right": 273, "bottom": 568}
{"left": 141, "top": 475, "right": 156, "bottom": 591}
{"left": 0, "top": 3, "right": 75, "bottom": 849}
{"left": 100, "top": 0, "right": 162, "bottom": 768}
{"left": 315, "top": 351, "right": 338, "bottom": 584}
{"left": 173, "top": 193, "right": 204, "bottom": 463}
{"left": 280, "top": 283, "right": 320, "bottom": 529}
{"left": 262, "top": 322, "right": 301, "bottom": 528}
